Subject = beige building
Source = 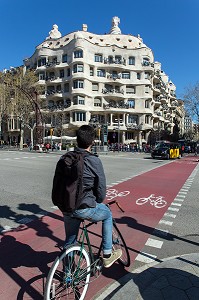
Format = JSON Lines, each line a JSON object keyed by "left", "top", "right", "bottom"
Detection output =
{"left": 23, "top": 16, "right": 184, "bottom": 147}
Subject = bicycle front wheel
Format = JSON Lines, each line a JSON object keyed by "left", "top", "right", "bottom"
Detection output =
{"left": 112, "top": 222, "right": 130, "bottom": 267}
{"left": 44, "top": 245, "right": 91, "bottom": 300}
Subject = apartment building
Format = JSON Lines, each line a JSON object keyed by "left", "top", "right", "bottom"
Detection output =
{"left": 24, "top": 17, "right": 183, "bottom": 146}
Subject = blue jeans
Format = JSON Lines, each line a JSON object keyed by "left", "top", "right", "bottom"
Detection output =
{"left": 63, "top": 203, "right": 113, "bottom": 255}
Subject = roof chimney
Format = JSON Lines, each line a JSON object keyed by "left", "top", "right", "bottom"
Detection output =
{"left": 82, "top": 24, "right": 88, "bottom": 32}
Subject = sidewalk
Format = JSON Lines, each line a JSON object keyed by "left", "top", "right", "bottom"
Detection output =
{"left": 95, "top": 253, "right": 199, "bottom": 300}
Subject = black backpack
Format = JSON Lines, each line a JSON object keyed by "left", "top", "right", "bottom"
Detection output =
{"left": 52, "top": 150, "right": 86, "bottom": 213}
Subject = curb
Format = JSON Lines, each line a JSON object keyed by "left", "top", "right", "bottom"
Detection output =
{"left": 93, "top": 253, "right": 197, "bottom": 300}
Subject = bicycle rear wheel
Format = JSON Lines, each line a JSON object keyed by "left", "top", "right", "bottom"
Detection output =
{"left": 112, "top": 222, "right": 130, "bottom": 267}
{"left": 44, "top": 245, "right": 91, "bottom": 300}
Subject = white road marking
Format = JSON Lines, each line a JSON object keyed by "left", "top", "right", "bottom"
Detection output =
{"left": 168, "top": 207, "right": 179, "bottom": 212}
{"left": 135, "top": 252, "right": 157, "bottom": 263}
{"left": 175, "top": 198, "right": 184, "bottom": 202}
{"left": 171, "top": 202, "right": 182, "bottom": 207}
{"left": 176, "top": 194, "right": 186, "bottom": 198}
{"left": 164, "top": 212, "right": 176, "bottom": 218}
{"left": 145, "top": 238, "right": 163, "bottom": 249}
{"left": 159, "top": 220, "right": 173, "bottom": 226}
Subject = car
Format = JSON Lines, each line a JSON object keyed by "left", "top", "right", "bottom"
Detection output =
{"left": 151, "top": 141, "right": 181, "bottom": 160}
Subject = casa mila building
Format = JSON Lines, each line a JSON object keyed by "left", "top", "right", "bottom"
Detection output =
{"left": 24, "top": 17, "right": 184, "bottom": 147}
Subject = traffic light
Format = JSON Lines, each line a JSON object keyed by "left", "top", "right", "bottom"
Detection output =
{"left": 50, "top": 128, "right": 54, "bottom": 136}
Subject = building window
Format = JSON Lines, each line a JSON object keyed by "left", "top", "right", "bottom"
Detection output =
{"left": 137, "top": 73, "right": 141, "bottom": 80}
{"left": 95, "top": 54, "right": 103, "bottom": 62}
{"left": 128, "top": 114, "right": 138, "bottom": 124}
{"left": 64, "top": 83, "right": 69, "bottom": 92}
{"left": 74, "top": 50, "right": 83, "bottom": 58}
{"left": 90, "top": 67, "right": 94, "bottom": 76}
{"left": 38, "top": 57, "right": 46, "bottom": 67}
{"left": 67, "top": 68, "right": 71, "bottom": 77}
{"left": 56, "top": 84, "right": 62, "bottom": 93}
{"left": 145, "top": 115, "right": 150, "bottom": 124}
{"left": 94, "top": 98, "right": 101, "bottom": 107}
{"left": 115, "top": 55, "right": 122, "bottom": 64}
{"left": 145, "top": 85, "right": 150, "bottom": 93}
{"left": 128, "top": 99, "right": 135, "bottom": 108}
{"left": 38, "top": 72, "right": 45, "bottom": 80}
{"left": 126, "top": 132, "right": 134, "bottom": 139}
{"left": 145, "top": 72, "right": 150, "bottom": 79}
{"left": 73, "top": 64, "right": 84, "bottom": 73}
{"left": 122, "top": 72, "right": 130, "bottom": 79}
{"left": 60, "top": 69, "right": 64, "bottom": 78}
{"left": 97, "top": 69, "right": 105, "bottom": 77}
{"left": 145, "top": 99, "right": 150, "bottom": 108}
{"left": 92, "top": 83, "right": 99, "bottom": 91}
{"left": 64, "top": 98, "right": 71, "bottom": 108}
{"left": 108, "top": 56, "right": 114, "bottom": 64}
{"left": 129, "top": 56, "right": 135, "bottom": 65}
{"left": 142, "top": 57, "right": 150, "bottom": 66}
{"left": 126, "top": 85, "right": 135, "bottom": 94}
{"left": 72, "top": 112, "right": 86, "bottom": 121}
{"left": 62, "top": 54, "right": 67, "bottom": 63}
{"left": 73, "top": 80, "right": 84, "bottom": 89}
{"left": 73, "top": 96, "right": 85, "bottom": 105}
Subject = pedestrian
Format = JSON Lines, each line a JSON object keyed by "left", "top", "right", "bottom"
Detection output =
{"left": 61, "top": 125, "right": 122, "bottom": 268}
{"left": 45, "top": 143, "right": 50, "bottom": 152}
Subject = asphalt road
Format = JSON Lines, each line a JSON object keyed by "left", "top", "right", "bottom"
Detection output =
{"left": 0, "top": 150, "right": 169, "bottom": 231}
{"left": 0, "top": 149, "right": 198, "bottom": 268}
{"left": 0, "top": 149, "right": 199, "bottom": 299}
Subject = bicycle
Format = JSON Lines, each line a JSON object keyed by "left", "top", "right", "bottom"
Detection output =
{"left": 44, "top": 200, "right": 130, "bottom": 300}
{"left": 136, "top": 194, "right": 167, "bottom": 208}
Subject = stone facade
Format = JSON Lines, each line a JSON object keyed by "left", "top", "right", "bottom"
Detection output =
{"left": 24, "top": 18, "right": 184, "bottom": 146}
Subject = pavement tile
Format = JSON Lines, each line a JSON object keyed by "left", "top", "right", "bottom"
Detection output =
{"left": 161, "top": 286, "right": 189, "bottom": 300}
{"left": 186, "top": 287, "right": 199, "bottom": 299}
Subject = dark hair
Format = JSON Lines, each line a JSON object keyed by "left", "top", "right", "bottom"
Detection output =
{"left": 76, "top": 125, "right": 95, "bottom": 149}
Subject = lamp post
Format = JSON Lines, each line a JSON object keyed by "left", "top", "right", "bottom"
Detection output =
{"left": 89, "top": 116, "right": 101, "bottom": 153}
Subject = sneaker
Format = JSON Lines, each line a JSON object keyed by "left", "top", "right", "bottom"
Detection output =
{"left": 103, "top": 249, "right": 122, "bottom": 268}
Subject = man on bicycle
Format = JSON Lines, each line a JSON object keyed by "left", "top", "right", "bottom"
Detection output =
{"left": 62, "top": 125, "right": 122, "bottom": 268}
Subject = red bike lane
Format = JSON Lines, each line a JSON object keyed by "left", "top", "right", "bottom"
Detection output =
{"left": 0, "top": 156, "right": 198, "bottom": 299}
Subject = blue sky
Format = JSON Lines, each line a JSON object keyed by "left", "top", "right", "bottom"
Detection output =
{"left": 0, "top": 0, "right": 198, "bottom": 98}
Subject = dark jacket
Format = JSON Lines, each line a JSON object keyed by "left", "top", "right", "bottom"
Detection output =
{"left": 77, "top": 147, "right": 106, "bottom": 208}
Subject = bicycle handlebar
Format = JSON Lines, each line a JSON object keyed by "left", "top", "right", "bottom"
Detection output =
{"left": 106, "top": 199, "right": 125, "bottom": 213}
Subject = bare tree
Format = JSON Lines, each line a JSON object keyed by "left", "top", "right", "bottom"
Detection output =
{"left": 183, "top": 81, "right": 199, "bottom": 123}
{"left": 0, "top": 67, "right": 45, "bottom": 146}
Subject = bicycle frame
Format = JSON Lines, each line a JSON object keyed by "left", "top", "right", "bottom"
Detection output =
{"left": 77, "top": 221, "right": 103, "bottom": 272}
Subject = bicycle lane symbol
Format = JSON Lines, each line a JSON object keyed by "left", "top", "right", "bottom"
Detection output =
{"left": 106, "top": 188, "right": 130, "bottom": 202}
{"left": 136, "top": 194, "right": 167, "bottom": 208}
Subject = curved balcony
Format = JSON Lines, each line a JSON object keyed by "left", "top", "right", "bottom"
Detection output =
{"left": 46, "top": 90, "right": 64, "bottom": 98}
{"left": 103, "top": 57, "right": 126, "bottom": 66}
{"left": 46, "top": 61, "right": 61, "bottom": 69}
{"left": 102, "top": 88, "right": 125, "bottom": 99}
{"left": 103, "top": 100, "right": 129, "bottom": 110}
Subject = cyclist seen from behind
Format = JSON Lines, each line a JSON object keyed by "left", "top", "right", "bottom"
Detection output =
{"left": 59, "top": 125, "right": 122, "bottom": 268}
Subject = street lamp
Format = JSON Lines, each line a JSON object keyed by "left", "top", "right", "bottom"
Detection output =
{"left": 114, "top": 118, "right": 122, "bottom": 151}
{"left": 89, "top": 116, "right": 101, "bottom": 153}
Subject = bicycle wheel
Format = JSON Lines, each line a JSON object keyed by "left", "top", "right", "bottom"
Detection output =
{"left": 112, "top": 222, "right": 130, "bottom": 267}
{"left": 44, "top": 245, "right": 91, "bottom": 300}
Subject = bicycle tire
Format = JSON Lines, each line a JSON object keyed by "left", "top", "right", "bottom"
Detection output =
{"left": 112, "top": 222, "right": 130, "bottom": 267}
{"left": 44, "top": 245, "right": 91, "bottom": 300}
